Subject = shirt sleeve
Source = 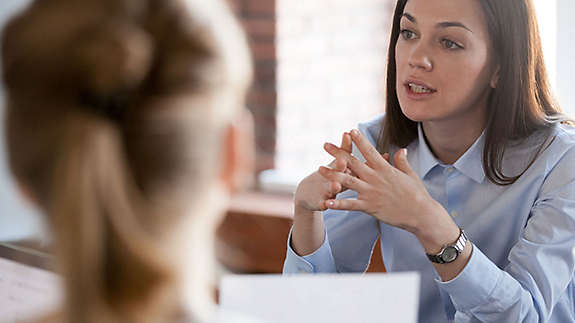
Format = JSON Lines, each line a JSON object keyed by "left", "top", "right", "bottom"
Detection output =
{"left": 282, "top": 188, "right": 381, "bottom": 274}
{"left": 283, "top": 119, "right": 383, "bottom": 275}
{"left": 438, "top": 146, "right": 575, "bottom": 322}
{"left": 282, "top": 226, "right": 337, "bottom": 274}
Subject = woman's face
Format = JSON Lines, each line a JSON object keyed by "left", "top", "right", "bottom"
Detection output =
{"left": 395, "top": 0, "right": 497, "bottom": 124}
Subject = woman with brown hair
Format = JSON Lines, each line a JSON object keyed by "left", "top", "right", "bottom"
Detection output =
{"left": 285, "top": 0, "right": 575, "bottom": 322}
{"left": 2, "top": 0, "right": 254, "bottom": 322}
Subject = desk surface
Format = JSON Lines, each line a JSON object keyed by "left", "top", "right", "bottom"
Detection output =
{"left": 0, "top": 241, "right": 53, "bottom": 271}
{"left": 0, "top": 242, "right": 60, "bottom": 322}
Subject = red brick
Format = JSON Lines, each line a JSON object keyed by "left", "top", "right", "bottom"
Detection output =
{"left": 245, "top": 0, "right": 276, "bottom": 16}
{"left": 226, "top": 0, "right": 243, "bottom": 14}
{"left": 249, "top": 40, "right": 276, "bottom": 60}
{"left": 248, "top": 90, "right": 277, "bottom": 107}
{"left": 254, "top": 153, "right": 275, "bottom": 172}
{"left": 244, "top": 16, "right": 276, "bottom": 40}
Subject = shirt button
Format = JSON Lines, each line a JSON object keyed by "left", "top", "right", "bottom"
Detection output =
{"left": 298, "top": 269, "right": 307, "bottom": 273}
{"left": 451, "top": 210, "right": 459, "bottom": 218}
{"left": 446, "top": 167, "right": 455, "bottom": 174}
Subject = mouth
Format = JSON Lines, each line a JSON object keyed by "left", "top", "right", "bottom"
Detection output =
{"left": 403, "top": 80, "right": 437, "bottom": 97}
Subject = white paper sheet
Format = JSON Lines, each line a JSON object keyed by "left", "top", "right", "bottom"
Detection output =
{"left": 0, "top": 257, "right": 61, "bottom": 322}
{"left": 220, "top": 272, "right": 420, "bottom": 323}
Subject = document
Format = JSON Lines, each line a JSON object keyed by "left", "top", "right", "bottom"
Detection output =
{"left": 220, "top": 272, "right": 420, "bottom": 323}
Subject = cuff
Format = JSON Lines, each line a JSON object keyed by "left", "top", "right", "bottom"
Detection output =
{"left": 282, "top": 227, "right": 337, "bottom": 274}
{"left": 436, "top": 244, "right": 503, "bottom": 312}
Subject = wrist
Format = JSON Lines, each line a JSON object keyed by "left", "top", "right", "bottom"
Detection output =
{"left": 294, "top": 204, "right": 319, "bottom": 218}
{"left": 412, "top": 200, "right": 460, "bottom": 254}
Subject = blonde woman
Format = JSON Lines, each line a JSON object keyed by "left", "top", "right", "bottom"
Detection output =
{"left": 2, "top": 0, "right": 255, "bottom": 322}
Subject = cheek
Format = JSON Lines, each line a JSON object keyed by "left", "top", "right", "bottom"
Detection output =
{"left": 395, "top": 43, "right": 408, "bottom": 79}
{"left": 437, "top": 54, "right": 491, "bottom": 103}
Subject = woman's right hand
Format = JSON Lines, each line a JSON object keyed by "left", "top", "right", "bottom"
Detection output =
{"left": 294, "top": 132, "right": 353, "bottom": 214}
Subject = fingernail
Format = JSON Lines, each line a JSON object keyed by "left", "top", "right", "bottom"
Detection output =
{"left": 327, "top": 200, "right": 335, "bottom": 207}
{"left": 351, "top": 129, "right": 359, "bottom": 137}
{"left": 402, "top": 148, "right": 408, "bottom": 157}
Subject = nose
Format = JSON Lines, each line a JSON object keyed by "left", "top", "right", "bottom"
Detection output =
{"left": 408, "top": 43, "right": 433, "bottom": 72}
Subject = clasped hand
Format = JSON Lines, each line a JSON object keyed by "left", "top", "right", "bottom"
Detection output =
{"left": 317, "top": 129, "right": 440, "bottom": 234}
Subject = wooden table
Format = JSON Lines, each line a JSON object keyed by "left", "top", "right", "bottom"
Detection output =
{"left": 216, "top": 191, "right": 386, "bottom": 273}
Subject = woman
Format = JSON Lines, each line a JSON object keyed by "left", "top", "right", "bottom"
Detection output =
{"left": 2, "top": 0, "right": 254, "bottom": 322}
{"left": 284, "top": 0, "right": 575, "bottom": 322}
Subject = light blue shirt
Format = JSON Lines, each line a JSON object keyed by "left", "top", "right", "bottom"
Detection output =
{"left": 283, "top": 115, "right": 575, "bottom": 322}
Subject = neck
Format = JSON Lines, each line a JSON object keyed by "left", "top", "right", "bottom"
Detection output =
{"left": 422, "top": 120, "right": 485, "bottom": 165}
{"left": 174, "top": 188, "right": 228, "bottom": 322}
{"left": 422, "top": 99, "right": 488, "bottom": 165}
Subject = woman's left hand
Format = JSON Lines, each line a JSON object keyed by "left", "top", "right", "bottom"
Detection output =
{"left": 318, "top": 129, "right": 456, "bottom": 248}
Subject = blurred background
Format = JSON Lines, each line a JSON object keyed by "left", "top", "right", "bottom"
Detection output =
{"left": 0, "top": 0, "right": 574, "bottom": 274}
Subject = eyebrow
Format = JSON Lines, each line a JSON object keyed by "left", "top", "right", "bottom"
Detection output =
{"left": 401, "top": 12, "right": 473, "bottom": 33}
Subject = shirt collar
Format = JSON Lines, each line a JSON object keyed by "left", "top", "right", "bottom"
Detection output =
{"left": 416, "top": 124, "right": 486, "bottom": 184}
{"left": 416, "top": 124, "right": 439, "bottom": 180}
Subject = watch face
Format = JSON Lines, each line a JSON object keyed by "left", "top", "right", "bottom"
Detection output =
{"left": 442, "top": 246, "right": 459, "bottom": 263}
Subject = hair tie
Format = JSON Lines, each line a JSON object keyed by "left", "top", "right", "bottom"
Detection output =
{"left": 80, "top": 91, "right": 131, "bottom": 123}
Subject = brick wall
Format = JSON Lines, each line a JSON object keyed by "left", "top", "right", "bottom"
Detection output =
{"left": 274, "top": 0, "right": 395, "bottom": 183}
{"left": 228, "top": 0, "right": 278, "bottom": 172}
{"left": 229, "top": 0, "right": 395, "bottom": 182}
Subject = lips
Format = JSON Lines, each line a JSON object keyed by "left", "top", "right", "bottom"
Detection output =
{"left": 403, "top": 78, "right": 437, "bottom": 99}
{"left": 404, "top": 79, "right": 437, "bottom": 93}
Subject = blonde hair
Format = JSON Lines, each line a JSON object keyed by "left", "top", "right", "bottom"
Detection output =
{"left": 2, "top": 0, "right": 251, "bottom": 322}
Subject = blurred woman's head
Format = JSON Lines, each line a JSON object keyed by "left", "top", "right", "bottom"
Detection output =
{"left": 380, "top": 0, "right": 565, "bottom": 185}
{"left": 2, "top": 0, "right": 252, "bottom": 321}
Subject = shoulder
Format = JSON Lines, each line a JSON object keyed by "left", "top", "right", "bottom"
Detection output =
{"left": 536, "top": 122, "right": 575, "bottom": 165}
{"left": 513, "top": 123, "right": 575, "bottom": 190}
{"left": 357, "top": 114, "right": 385, "bottom": 146}
{"left": 550, "top": 122, "right": 575, "bottom": 148}
{"left": 508, "top": 122, "right": 575, "bottom": 162}
{"left": 542, "top": 123, "right": 575, "bottom": 174}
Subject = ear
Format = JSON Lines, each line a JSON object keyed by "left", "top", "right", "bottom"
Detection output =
{"left": 490, "top": 64, "right": 500, "bottom": 89}
{"left": 219, "top": 110, "right": 255, "bottom": 193}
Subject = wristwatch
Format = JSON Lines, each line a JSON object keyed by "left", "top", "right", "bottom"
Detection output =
{"left": 426, "top": 228, "right": 468, "bottom": 264}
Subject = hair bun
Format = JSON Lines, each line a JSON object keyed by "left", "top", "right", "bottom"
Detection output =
{"left": 72, "top": 23, "right": 153, "bottom": 97}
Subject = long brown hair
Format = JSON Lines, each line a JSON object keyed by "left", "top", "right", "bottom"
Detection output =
{"left": 379, "top": 0, "right": 566, "bottom": 185}
{"left": 2, "top": 0, "right": 251, "bottom": 322}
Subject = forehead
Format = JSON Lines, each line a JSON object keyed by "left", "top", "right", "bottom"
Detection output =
{"left": 403, "top": 0, "right": 489, "bottom": 34}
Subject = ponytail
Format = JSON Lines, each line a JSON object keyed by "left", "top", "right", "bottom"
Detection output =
{"left": 3, "top": 0, "right": 252, "bottom": 321}
{"left": 48, "top": 113, "right": 179, "bottom": 323}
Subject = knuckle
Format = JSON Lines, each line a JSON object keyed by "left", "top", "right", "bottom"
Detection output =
{"left": 343, "top": 175, "right": 355, "bottom": 186}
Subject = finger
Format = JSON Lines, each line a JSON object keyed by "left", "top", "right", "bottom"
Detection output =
{"left": 324, "top": 142, "right": 374, "bottom": 179}
{"left": 334, "top": 156, "right": 347, "bottom": 172}
{"left": 324, "top": 198, "right": 365, "bottom": 211}
{"left": 329, "top": 180, "right": 343, "bottom": 195}
{"left": 350, "top": 129, "right": 389, "bottom": 171}
{"left": 318, "top": 166, "right": 369, "bottom": 192}
{"left": 393, "top": 148, "right": 417, "bottom": 177}
{"left": 341, "top": 132, "right": 352, "bottom": 153}
{"left": 382, "top": 153, "right": 390, "bottom": 163}
{"left": 325, "top": 142, "right": 348, "bottom": 172}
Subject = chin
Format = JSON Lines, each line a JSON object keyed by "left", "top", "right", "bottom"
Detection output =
{"left": 399, "top": 103, "right": 430, "bottom": 123}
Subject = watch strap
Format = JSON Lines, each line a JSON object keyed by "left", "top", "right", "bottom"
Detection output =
{"left": 426, "top": 228, "right": 468, "bottom": 264}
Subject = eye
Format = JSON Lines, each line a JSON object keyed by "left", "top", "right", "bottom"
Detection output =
{"left": 441, "top": 39, "right": 463, "bottom": 50}
{"left": 400, "top": 29, "right": 416, "bottom": 40}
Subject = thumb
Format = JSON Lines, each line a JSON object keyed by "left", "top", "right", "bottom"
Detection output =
{"left": 393, "top": 148, "right": 416, "bottom": 177}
